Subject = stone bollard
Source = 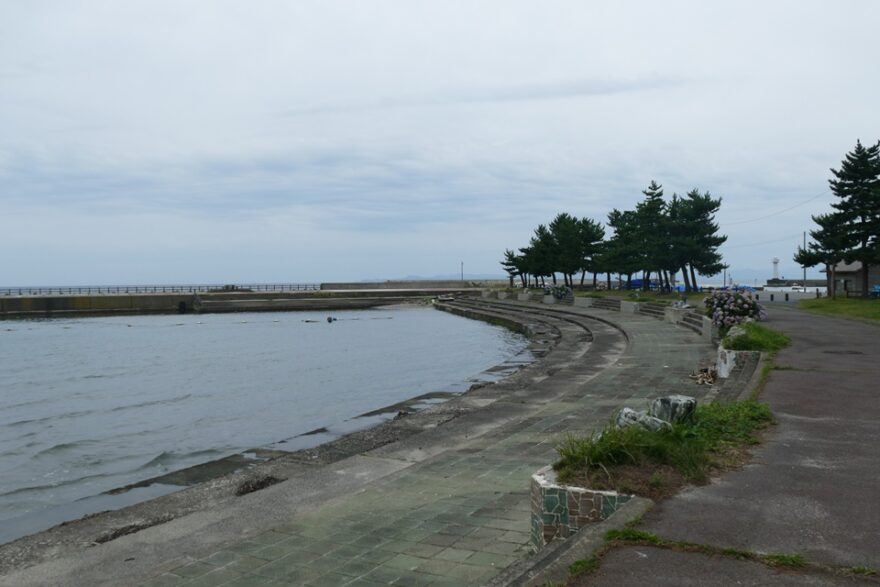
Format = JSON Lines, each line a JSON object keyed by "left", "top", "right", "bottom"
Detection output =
{"left": 650, "top": 395, "right": 696, "bottom": 423}
{"left": 616, "top": 407, "right": 670, "bottom": 431}
{"left": 543, "top": 295, "right": 557, "bottom": 304}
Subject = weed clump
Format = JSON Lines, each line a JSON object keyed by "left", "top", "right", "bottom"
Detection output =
{"left": 554, "top": 400, "right": 773, "bottom": 497}
{"left": 722, "top": 322, "right": 791, "bottom": 352}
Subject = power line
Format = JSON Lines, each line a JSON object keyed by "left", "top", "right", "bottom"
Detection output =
{"left": 723, "top": 190, "right": 830, "bottom": 226}
{"left": 722, "top": 232, "right": 804, "bottom": 249}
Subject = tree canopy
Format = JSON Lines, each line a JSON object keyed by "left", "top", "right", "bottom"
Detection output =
{"left": 797, "top": 140, "right": 880, "bottom": 296}
{"left": 501, "top": 181, "right": 727, "bottom": 291}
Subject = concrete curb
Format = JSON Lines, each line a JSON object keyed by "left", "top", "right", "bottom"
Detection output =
{"left": 485, "top": 497, "right": 654, "bottom": 587}
{"left": 738, "top": 351, "right": 769, "bottom": 401}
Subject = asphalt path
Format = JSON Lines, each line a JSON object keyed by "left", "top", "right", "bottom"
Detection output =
{"left": 587, "top": 306, "right": 880, "bottom": 586}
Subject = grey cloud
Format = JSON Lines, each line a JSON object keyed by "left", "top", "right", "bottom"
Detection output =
{"left": 279, "top": 76, "right": 693, "bottom": 117}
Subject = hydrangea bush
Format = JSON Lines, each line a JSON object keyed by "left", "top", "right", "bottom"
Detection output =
{"left": 544, "top": 285, "right": 572, "bottom": 300}
{"left": 704, "top": 290, "right": 766, "bottom": 330}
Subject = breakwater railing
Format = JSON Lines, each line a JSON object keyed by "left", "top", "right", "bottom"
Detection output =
{"left": 0, "top": 283, "right": 320, "bottom": 296}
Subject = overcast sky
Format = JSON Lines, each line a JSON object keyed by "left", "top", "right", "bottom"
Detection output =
{"left": 1, "top": 1, "right": 878, "bottom": 285}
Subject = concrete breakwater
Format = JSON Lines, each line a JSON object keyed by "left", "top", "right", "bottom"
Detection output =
{"left": 0, "top": 288, "right": 480, "bottom": 317}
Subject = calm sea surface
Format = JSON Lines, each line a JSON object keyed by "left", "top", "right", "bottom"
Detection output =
{"left": 0, "top": 306, "right": 528, "bottom": 539}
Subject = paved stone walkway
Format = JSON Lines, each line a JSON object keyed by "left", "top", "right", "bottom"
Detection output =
{"left": 142, "top": 302, "right": 711, "bottom": 587}
{"left": 586, "top": 306, "right": 880, "bottom": 586}
{"left": 0, "top": 301, "right": 713, "bottom": 587}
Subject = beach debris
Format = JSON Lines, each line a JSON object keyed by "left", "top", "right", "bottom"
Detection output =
{"left": 94, "top": 514, "right": 174, "bottom": 544}
{"left": 327, "top": 316, "right": 337, "bottom": 323}
{"left": 235, "top": 475, "right": 285, "bottom": 497}
{"left": 689, "top": 368, "right": 717, "bottom": 385}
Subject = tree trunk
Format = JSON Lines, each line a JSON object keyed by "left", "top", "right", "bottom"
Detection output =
{"left": 626, "top": 273, "right": 632, "bottom": 290}
{"left": 663, "top": 270, "right": 671, "bottom": 291}
{"left": 580, "top": 270, "right": 586, "bottom": 285}
{"left": 830, "top": 264, "right": 836, "bottom": 300}
{"left": 862, "top": 260, "right": 869, "bottom": 298}
{"left": 606, "top": 272, "right": 611, "bottom": 290}
{"left": 681, "top": 266, "right": 691, "bottom": 292}
{"left": 689, "top": 265, "right": 698, "bottom": 291}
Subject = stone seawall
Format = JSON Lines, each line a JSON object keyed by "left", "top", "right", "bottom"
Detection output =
{"left": 0, "top": 290, "right": 478, "bottom": 318}
{"left": 0, "top": 293, "right": 193, "bottom": 317}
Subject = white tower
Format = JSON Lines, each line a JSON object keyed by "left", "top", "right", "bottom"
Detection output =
{"left": 772, "top": 258, "right": 780, "bottom": 280}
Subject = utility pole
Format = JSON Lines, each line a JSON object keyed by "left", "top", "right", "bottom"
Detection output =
{"left": 460, "top": 261, "right": 464, "bottom": 282}
{"left": 803, "top": 231, "right": 807, "bottom": 287}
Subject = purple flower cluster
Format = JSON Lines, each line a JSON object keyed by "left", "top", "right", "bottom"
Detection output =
{"left": 704, "top": 290, "right": 766, "bottom": 328}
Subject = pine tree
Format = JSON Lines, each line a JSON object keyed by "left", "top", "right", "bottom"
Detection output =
{"left": 682, "top": 189, "right": 727, "bottom": 290}
{"left": 549, "top": 213, "right": 582, "bottom": 286}
{"left": 605, "top": 209, "right": 643, "bottom": 289}
{"left": 828, "top": 140, "right": 880, "bottom": 296}
{"left": 635, "top": 181, "right": 668, "bottom": 290}
{"left": 578, "top": 217, "right": 605, "bottom": 286}
{"left": 529, "top": 225, "right": 556, "bottom": 286}
{"left": 500, "top": 249, "right": 521, "bottom": 288}
{"left": 794, "top": 212, "right": 848, "bottom": 299}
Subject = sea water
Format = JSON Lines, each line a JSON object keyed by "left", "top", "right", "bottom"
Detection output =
{"left": 0, "top": 306, "right": 528, "bottom": 541}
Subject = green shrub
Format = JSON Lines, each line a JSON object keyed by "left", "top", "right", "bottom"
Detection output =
{"left": 722, "top": 322, "right": 790, "bottom": 352}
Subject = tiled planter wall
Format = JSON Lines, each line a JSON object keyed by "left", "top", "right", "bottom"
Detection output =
{"left": 530, "top": 466, "right": 632, "bottom": 549}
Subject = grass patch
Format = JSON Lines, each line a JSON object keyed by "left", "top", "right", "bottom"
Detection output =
{"left": 568, "top": 556, "right": 600, "bottom": 577}
{"left": 554, "top": 400, "right": 773, "bottom": 497}
{"left": 799, "top": 297, "right": 880, "bottom": 321}
{"left": 719, "top": 546, "right": 755, "bottom": 559}
{"left": 762, "top": 553, "right": 808, "bottom": 568}
{"left": 605, "top": 528, "right": 662, "bottom": 544}
{"left": 849, "top": 566, "right": 878, "bottom": 576}
{"left": 722, "top": 322, "right": 791, "bottom": 352}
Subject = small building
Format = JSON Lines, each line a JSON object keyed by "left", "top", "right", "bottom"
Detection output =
{"left": 823, "top": 261, "right": 880, "bottom": 294}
